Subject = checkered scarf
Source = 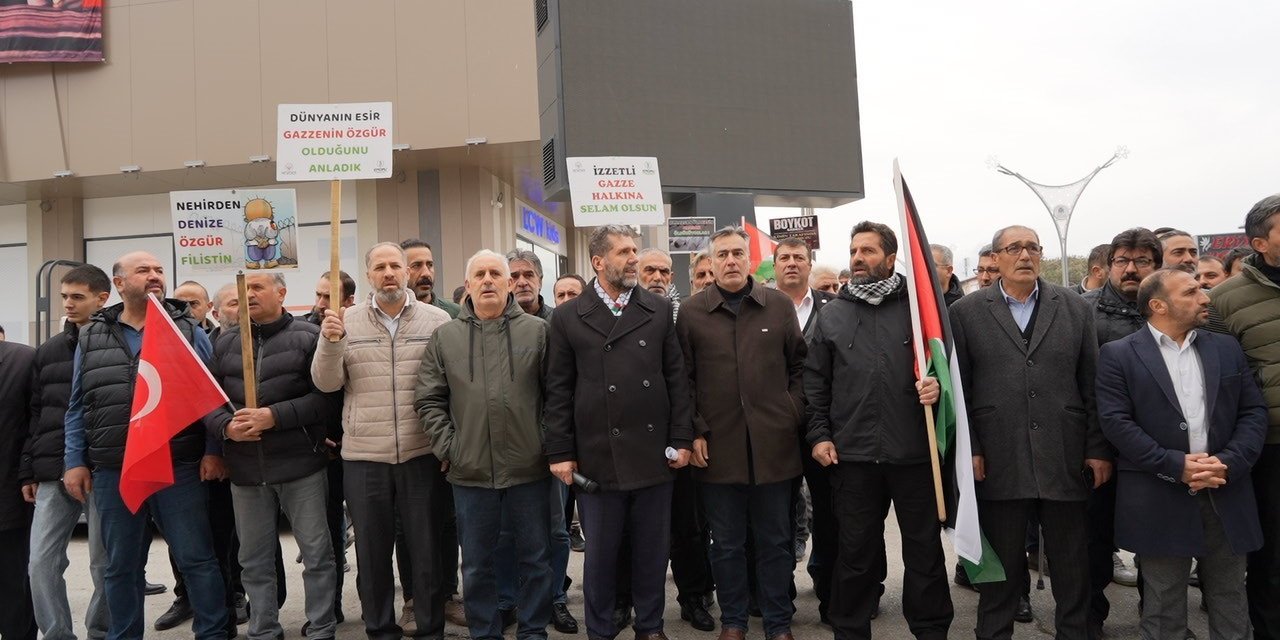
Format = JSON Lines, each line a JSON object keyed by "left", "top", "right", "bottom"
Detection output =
{"left": 844, "top": 272, "right": 903, "bottom": 306}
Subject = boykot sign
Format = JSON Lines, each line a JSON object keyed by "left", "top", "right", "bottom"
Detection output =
{"left": 277, "top": 102, "right": 393, "bottom": 181}
{"left": 1197, "top": 232, "right": 1249, "bottom": 259}
{"left": 769, "top": 214, "right": 820, "bottom": 250}
{"left": 567, "top": 157, "right": 664, "bottom": 227}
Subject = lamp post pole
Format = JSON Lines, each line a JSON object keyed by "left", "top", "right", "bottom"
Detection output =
{"left": 991, "top": 148, "right": 1127, "bottom": 286}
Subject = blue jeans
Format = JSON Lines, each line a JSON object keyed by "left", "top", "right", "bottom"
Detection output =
{"left": 497, "top": 478, "right": 570, "bottom": 609}
{"left": 93, "top": 464, "right": 227, "bottom": 640}
{"left": 454, "top": 479, "right": 554, "bottom": 640}
{"left": 701, "top": 480, "right": 795, "bottom": 638}
{"left": 29, "top": 482, "right": 108, "bottom": 640}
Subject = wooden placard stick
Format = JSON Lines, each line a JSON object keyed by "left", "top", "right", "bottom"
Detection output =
{"left": 328, "top": 179, "right": 342, "bottom": 341}
{"left": 236, "top": 272, "right": 257, "bottom": 408}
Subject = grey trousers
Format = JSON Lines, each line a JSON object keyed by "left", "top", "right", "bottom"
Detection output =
{"left": 231, "top": 469, "right": 336, "bottom": 640}
{"left": 1139, "top": 494, "right": 1251, "bottom": 640}
{"left": 29, "top": 482, "right": 108, "bottom": 640}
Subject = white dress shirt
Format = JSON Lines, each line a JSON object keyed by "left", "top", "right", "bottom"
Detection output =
{"left": 1148, "top": 323, "right": 1208, "bottom": 454}
{"left": 373, "top": 293, "right": 410, "bottom": 338}
{"left": 794, "top": 289, "right": 815, "bottom": 330}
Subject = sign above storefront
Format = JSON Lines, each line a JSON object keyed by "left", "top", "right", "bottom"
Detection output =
{"left": 518, "top": 200, "right": 565, "bottom": 253}
{"left": 567, "top": 156, "right": 665, "bottom": 227}
{"left": 276, "top": 102, "right": 394, "bottom": 182}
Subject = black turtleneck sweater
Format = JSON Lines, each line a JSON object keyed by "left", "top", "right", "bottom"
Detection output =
{"left": 1254, "top": 255, "right": 1280, "bottom": 288}
{"left": 717, "top": 277, "right": 753, "bottom": 314}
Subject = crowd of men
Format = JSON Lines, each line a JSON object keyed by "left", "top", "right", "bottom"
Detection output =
{"left": 0, "top": 193, "right": 1277, "bottom": 640}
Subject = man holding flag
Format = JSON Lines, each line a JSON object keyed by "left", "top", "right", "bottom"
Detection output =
{"left": 62, "top": 251, "right": 230, "bottom": 640}
{"left": 804, "top": 220, "right": 953, "bottom": 640}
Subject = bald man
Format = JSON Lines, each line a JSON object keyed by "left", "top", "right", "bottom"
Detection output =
{"left": 61, "top": 252, "right": 229, "bottom": 639}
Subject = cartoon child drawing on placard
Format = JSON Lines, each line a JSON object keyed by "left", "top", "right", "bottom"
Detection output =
{"left": 243, "top": 197, "right": 280, "bottom": 269}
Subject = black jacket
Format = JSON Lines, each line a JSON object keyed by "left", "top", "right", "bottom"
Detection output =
{"left": 943, "top": 274, "right": 965, "bottom": 307}
{"left": 544, "top": 283, "right": 694, "bottom": 491}
{"left": 1081, "top": 280, "right": 1145, "bottom": 347}
{"left": 0, "top": 341, "right": 36, "bottom": 530}
{"left": 80, "top": 300, "right": 205, "bottom": 469}
{"left": 20, "top": 323, "right": 79, "bottom": 484}
{"left": 803, "top": 279, "right": 930, "bottom": 465}
{"left": 205, "top": 313, "right": 339, "bottom": 486}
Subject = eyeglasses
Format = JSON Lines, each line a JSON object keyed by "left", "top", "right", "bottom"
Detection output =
{"left": 972, "top": 267, "right": 1001, "bottom": 275}
{"left": 1110, "top": 257, "right": 1155, "bottom": 269}
{"left": 996, "top": 244, "right": 1043, "bottom": 257}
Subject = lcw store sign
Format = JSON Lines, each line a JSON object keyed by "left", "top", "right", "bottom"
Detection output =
{"left": 518, "top": 201, "right": 564, "bottom": 253}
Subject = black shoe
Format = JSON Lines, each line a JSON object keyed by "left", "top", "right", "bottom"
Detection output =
{"left": 680, "top": 601, "right": 715, "bottom": 632}
{"left": 155, "top": 598, "right": 194, "bottom": 631}
{"left": 499, "top": 607, "right": 517, "bottom": 630}
{"left": 234, "top": 593, "right": 248, "bottom": 625}
{"left": 553, "top": 602, "right": 580, "bottom": 634}
{"left": 612, "top": 605, "right": 633, "bottom": 630}
{"left": 145, "top": 581, "right": 168, "bottom": 596}
{"left": 954, "top": 563, "right": 978, "bottom": 592}
{"left": 1014, "top": 596, "right": 1033, "bottom": 624}
{"left": 570, "top": 524, "right": 586, "bottom": 553}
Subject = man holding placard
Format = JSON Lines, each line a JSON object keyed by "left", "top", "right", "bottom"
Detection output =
{"left": 311, "top": 242, "right": 451, "bottom": 640}
{"left": 205, "top": 272, "right": 341, "bottom": 640}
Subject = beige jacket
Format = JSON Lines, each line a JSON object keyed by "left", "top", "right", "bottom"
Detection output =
{"left": 312, "top": 292, "right": 451, "bottom": 464}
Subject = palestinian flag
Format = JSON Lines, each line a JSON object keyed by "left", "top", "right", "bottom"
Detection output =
{"left": 742, "top": 217, "right": 778, "bottom": 276}
{"left": 894, "top": 160, "right": 1005, "bottom": 584}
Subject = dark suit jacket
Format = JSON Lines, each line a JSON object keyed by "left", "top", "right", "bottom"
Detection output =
{"left": 949, "top": 279, "right": 1110, "bottom": 502}
{"left": 544, "top": 283, "right": 694, "bottom": 491}
{"left": 802, "top": 288, "right": 836, "bottom": 337}
{"left": 676, "top": 279, "right": 807, "bottom": 485}
{"left": 1097, "top": 327, "right": 1267, "bottom": 556}
{"left": 0, "top": 341, "right": 36, "bottom": 530}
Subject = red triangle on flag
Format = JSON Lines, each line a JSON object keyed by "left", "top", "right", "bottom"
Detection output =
{"left": 119, "top": 295, "right": 229, "bottom": 513}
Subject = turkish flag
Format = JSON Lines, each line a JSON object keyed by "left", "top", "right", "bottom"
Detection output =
{"left": 120, "top": 294, "right": 229, "bottom": 513}
{"left": 741, "top": 217, "right": 778, "bottom": 275}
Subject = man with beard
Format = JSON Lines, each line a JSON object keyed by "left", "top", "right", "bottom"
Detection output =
{"left": 508, "top": 249, "right": 554, "bottom": 320}
{"left": 1155, "top": 229, "right": 1200, "bottom": 275}
{"left": 949, "top": 226, "right": 1110, "bottom": 640}
{"left": 175, "top": 281, "right": 215, "bottom": 333}
{"left": 544, "top": 225, "right": 693, "bottom": 640}
{"left": 312, "top": 242, "right": 452, "bottom": 639}
{"left": 690, "top": 251, "right": 716, "bottom": 295}
{"left": 554, "top": 275, "right": 586, "bottom": 306}
{"left": 638, "top": 248, "right": 681, "bottom": 321}
{"left": 210, "top": 283, "right": 239, "bottom": 338}
{"left": 1080, "top": 228, "right": 1160, "bottom": 636}
{"left": 974, "top": 246, "right": 1000, "bottom": 289}
{"left": 308, "top": 271, "right": 357, "bottom": 325}
{"left": 806, "top": 222, "right": 952, "bottom": 640}
{"left": 930, "top": 244, "right": 964, "bottom": 306}
{"left": 402, "top": 239, "right": 461, "bottom": 319}
{"left": 1098, "top": 268, "right": 1265, "bottom": 639}
{"left": 62, "top": 251, "right": 228, "bottom": 639}
{"left": 773, "top": 237, "right": 837, "bottom": 623}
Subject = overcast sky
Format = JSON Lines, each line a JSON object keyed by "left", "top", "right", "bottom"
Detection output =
{"left": 756, "top": 1, "right": 1280, "bottom": 275}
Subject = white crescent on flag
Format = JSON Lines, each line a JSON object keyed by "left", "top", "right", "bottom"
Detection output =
{"left": 129, "top": 359, "right": 162, "bottom": 423}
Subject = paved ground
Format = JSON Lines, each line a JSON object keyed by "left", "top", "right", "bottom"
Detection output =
{"left": 58, "top": 510, "right": 1212, "bottom": 639}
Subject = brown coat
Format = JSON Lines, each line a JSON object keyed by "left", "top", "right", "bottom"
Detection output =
{"left": 677, "top": 279, "right": 807, "bottom": 485}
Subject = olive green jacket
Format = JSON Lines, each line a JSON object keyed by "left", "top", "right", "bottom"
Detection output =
{"left": 1210, "top": 254, "right": 1280, "bottom": 443}
{"left": 414, "top": 296, "right": 551, "bottom": 488}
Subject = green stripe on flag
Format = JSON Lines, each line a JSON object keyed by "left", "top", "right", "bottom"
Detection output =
{"left": 926, "top": 338, "right": 955, "bottom": 458}
{"left": 961, "top": 534, "right": 1008, "bottom": 584}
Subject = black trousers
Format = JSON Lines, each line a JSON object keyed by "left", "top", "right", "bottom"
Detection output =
{"left": 324, "top": 456, "right": 346, "bottom": 609}
{"left": 829, "top": 462, "right": 952, "bottom": 640}
{"left": 0, "top": 525, "right": 36, "bottom": 640}
{"left": 577, "top": 481, "right": 674, "bottom": 639}
{"left": 1086, "top": 476, "right": 1117, "bottom": 631}
{"left": 395, "top": 463, "right": 459, "bottom": 601}
{"left": 802, "top": 450, "right": 840, "bottom": 616}
{"left": 670, "top": 467, "right": 714, "bottom": 605}
{"left": 1249, "top": 444, "right": 1280, "bottom": 639}
{"left": 978, "top": 498, "right": 1089, "bottom": 640}
{"left": 346, "top": 455, "right": 445, "bottom": 640}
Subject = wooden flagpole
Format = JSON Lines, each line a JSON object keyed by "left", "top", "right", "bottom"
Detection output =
{"left": 235, "top": 272, "right": 257, "bottom": 408}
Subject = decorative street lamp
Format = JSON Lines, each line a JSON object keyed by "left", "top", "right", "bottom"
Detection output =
{"left": 990, "top": 147, "right": 1127, "bottom": 286}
